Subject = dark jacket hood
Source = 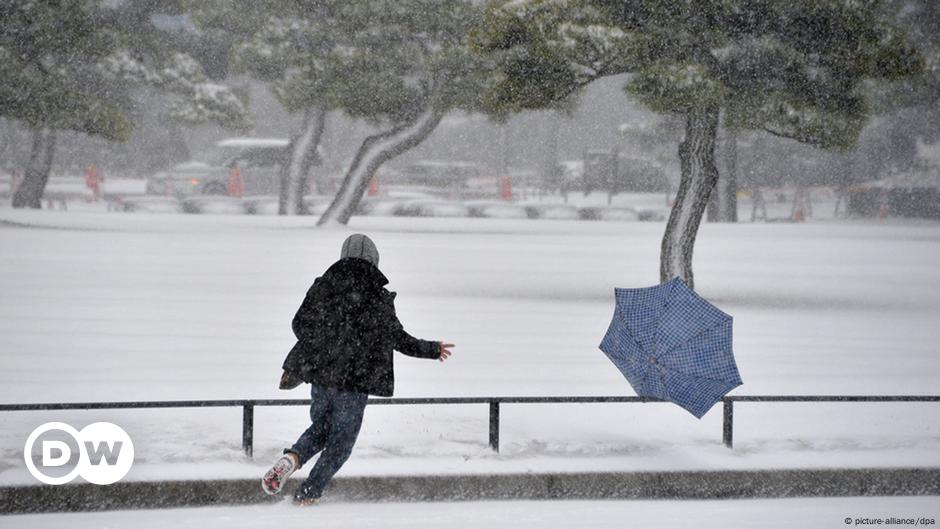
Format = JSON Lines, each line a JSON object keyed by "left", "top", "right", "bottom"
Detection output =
{"left": 321, "top": 258, "right": 389, "bottom": 289}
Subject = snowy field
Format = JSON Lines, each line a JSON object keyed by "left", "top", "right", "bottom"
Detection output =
{"left": 1, "top": 205, "right": 939, "bottom": 485}
{"left": 3, "top": 497, "right": 938, "bottom": 529}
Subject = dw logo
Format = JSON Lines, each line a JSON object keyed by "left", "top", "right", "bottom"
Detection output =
{"left": 24, "top": 422, "right": 134, "bottom": 485}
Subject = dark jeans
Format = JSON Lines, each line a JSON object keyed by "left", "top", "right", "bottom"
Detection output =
{"left": 286, "top": 384, "right": 368, "bottom": 499}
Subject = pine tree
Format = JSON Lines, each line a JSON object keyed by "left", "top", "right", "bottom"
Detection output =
{"left": 307, "top": 0, "right": 490, "bottom": 226}
{"left": 0, "top": 1, "right": 248, "bottom": 208}
{"left": 475, "top": 0, "right": 922, "bottom": 288}
{"left": 193, "top": 1, "right": 490, "bottom": 220}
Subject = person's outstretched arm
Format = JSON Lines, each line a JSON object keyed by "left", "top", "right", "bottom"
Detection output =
{"left": 394, "top": 327, "right": 454, "bottom": 362}
{"left": 385, "top": 290, "right": 453, "bottom": 361}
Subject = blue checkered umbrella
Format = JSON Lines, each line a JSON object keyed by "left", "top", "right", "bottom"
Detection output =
{"left": 599, "top": 277, "right": 742, "bottom": 418}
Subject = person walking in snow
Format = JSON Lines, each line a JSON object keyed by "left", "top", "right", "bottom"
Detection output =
{"left": 262, "top": 233, "right": 454, "bottom": 505}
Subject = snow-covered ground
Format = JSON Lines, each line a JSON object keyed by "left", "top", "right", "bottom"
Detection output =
{"left": 3, "top": 498, "right": 938, "bottom": 529}
{"left": 0, "top": 206, "right": 938, "bottom": 486}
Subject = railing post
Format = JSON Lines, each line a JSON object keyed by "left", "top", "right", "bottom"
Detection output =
{"left": 242, "top": 402, "right": 254, "bottom": 458}
{"left": 722, "top": 398, "right": 733, "bottom": 449}
{"left": 489, "top": 400, "right": 500, "bottom": 453}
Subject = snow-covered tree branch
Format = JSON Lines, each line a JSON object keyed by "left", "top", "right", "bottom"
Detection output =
{"left": 475, "top": 0, "right": 922, "bottom": 289}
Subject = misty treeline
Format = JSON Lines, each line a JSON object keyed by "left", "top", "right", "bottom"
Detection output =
{"left": 1, "top": 0, "right": 936, "bottom": 284}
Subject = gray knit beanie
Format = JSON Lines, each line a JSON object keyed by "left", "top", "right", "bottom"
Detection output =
{"left": 340, "top": 233, "right": 379, "bottom": 267}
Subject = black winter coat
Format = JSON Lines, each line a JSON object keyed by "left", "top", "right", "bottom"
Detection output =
{"left": 281, "top": 258, "right": 439, "bottom": 396}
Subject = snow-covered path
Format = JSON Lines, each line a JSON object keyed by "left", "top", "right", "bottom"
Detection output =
{"left": 1, "top": 210, "right": 939, "bottom": 483}
{"left": 3, "top": 497, "right": 938, "bottom": 529}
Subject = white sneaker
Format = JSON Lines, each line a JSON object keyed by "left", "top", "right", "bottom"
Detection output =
{"left": 261, "top": 453, "right": 299, "bottom": 495}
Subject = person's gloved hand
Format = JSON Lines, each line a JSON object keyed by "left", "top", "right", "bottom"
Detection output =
{"left": 438, "top": 342, "right": 454, "bottom": 362}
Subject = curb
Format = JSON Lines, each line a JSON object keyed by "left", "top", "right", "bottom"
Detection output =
{"left": 2, "top": 468, "right": 938, "bottom": 514}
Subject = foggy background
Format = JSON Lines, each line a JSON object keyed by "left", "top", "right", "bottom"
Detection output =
{"left": 1, "top": 34, "right": 936, "bottom": 193}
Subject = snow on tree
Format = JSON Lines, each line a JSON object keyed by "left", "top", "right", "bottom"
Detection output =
{"left": 0, "top": 1, "right": 249, "bottom": 209}
{"left": 194, "top": 1, "right": 491, "bottom": 219}
{"left": 200, "top": 0, "right": 489, "bottom": 225}
{"left": 101, "top": 51, "right": 248, "bottom": 129}
{"left": 190, "top": 0, "right": 325, "bottom": 215}
{"left": 307, "top": 0, "right": 491, "bottom": 226}
{"left": 475, "top": 0, "right": 922, "bottom": 288}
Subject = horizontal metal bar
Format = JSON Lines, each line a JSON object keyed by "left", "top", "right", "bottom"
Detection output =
{"left": 0, "top": 395, "right": 937, "bottom": 412}
{"left": 475, "top": 396, "right": 668, "bottom": 404}
{"left": 250, "top": 399, "right": 314, "bottom": 406}
{"left": 0, "top": 400, "right": 253, "bottom": 411}
{"left": 367, "top": 396, "right": 668, "bottom": 405}
{"left": 726, "top": 396, "right": 940, "bottom": 402}
{"left": 0, "top": 396, "right": 667, "bottom": 411}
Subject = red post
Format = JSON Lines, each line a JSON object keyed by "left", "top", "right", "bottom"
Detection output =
{"left": 878, "top": 190, "right": 889, "bottom": 219}
{"left": 228, "top": 167, "right": 244, "bottom": 198}
{"left": 368, "top": 174, "right": 379, "bottom": 197}
{"left": 792, "top": 205, "right": 805, "bottom": 222}
{"left": 499, "top": 176, "right": 513, "bottom": 201}
{"left": 84, "top": 165, "right": 102, "bottom": 201}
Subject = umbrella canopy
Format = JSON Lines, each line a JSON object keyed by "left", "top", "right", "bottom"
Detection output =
{"left": 599, "top": 277, "right": 742, "bottom": 418}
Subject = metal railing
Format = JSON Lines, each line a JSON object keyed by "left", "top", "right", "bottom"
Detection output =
{"left": 2, "top": 395, "right": 938, "bottom": 457}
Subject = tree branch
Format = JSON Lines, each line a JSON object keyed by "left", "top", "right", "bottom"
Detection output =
{"left": 760, "top": 125, "right": 823, "bottom": 148}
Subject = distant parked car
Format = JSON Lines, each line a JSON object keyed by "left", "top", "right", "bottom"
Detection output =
{"left": 146, "top": 138, "right": 289, "bottom": 197}
{"left": 391, "top": 161, "right": 488, "bottom": 191}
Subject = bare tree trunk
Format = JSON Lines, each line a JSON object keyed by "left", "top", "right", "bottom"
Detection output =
{"left": 543, "top": 114, "right": 560, "bottom": 198}
{"left": 722, "top": 127, "right": 739, "bottom": 222}
{"left": 279, "top": 107, "right": 327, "bottom": 215}
{"left": 317, "top": 106, "right": 444, "bottom": 226}
{"left": 0, "top": 119, "right": 11, "bottom": 162}
{"left": 707, "top": 126, "right": 738, "bottom": 223}
{"left": 660, "top": 106, "right": 720, "bottom": 290}
{"left": 12, "top": 129, "right": 57, "bottom": 209}
{"left": 751, "top": 187, "right": 768, "bottom": 221}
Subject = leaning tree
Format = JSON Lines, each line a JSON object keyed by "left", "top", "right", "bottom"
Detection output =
{"left": 308, "top": 0, "right": 490, "bottom": 226}
{"left": 196, "top": 0, "right": 489, "bottom": 221}
{"left": 475, "top": 0, "right": 921, "bottom": 289}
